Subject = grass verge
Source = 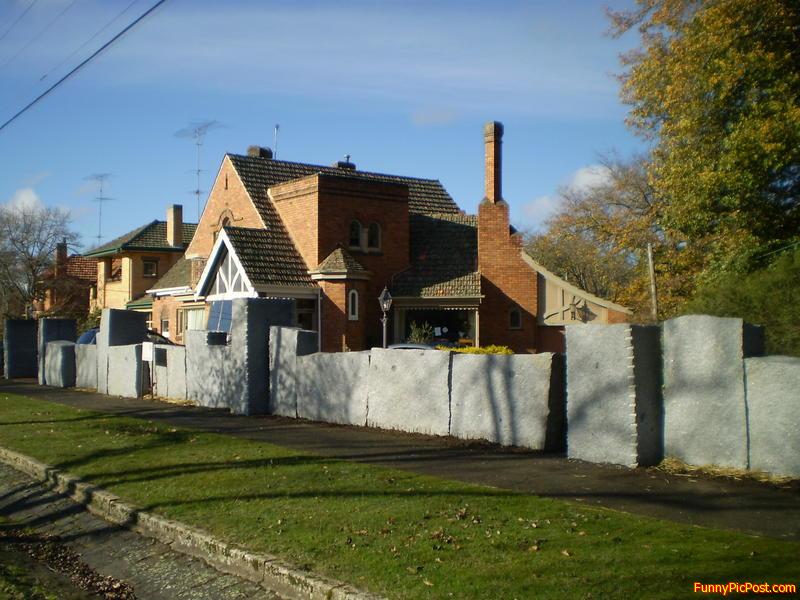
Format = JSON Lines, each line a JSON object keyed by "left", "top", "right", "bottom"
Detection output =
{"left": 0, "top": 393, "right": 797, "bottom": 599}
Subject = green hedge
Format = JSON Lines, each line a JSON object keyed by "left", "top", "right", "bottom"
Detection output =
{"left": 436, "top": 345, "right": 514, "bottom": 355}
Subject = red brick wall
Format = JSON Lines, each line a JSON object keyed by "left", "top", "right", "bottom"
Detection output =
{"left": 275, "top": 174, "right": 409, "bottom": 351}
{"left": 186, "top": 157, "right": 266, "bottom": 263}
{"left": 478, "top": 199, "right": 538, "bottom": 353}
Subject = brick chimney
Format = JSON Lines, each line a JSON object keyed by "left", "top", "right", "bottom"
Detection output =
{"left": 55, "top": 239, "right": 67, "bottom": 276}
{"left": 484, "top": 121, "right": 503, "bottom": 203}
{"left": 167, "top": 204, "right": 183, "bottom": 247}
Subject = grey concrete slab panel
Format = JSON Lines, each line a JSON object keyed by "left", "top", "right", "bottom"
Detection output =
{"left": 565, "top": 324, "right": 662, "bottom": 467}
{"left": 243, "top": 298, "right": 295, "bottom": 415}
{"left": 43, "top": 341, "right": 76, "bottom": 388}
{"left": 75, "top": 344, "right": 97, "bottom": 389}
{"left": 662, "top": 315, "right": 754, "bottom": 469}
{"left": 186, "top": 330, "right": 233, "bottom": 409}
{"left": 297, "top": 351, "right": 370, "bottom": 426}
{"left": 367, "top": 348, "right": 451, "bottom": 436}
{"left": 566, "top": 325, "right": 639, "bottom": 467}
{"left": 152, "top": 344, "right": 187, "bottom": 400}
{"left": 186, "top": 299, "right": 295, "bottom": 415}
{"left": 3, "top": 319, "right": 38, "bottom": 379}
{"left": 745, "top": 356, "right": 800, "bottom": 478}
{"left": 268, "top": 327, "right": 318, "bottom": 418}
{"left": 450, "top": 353, "right": 558, "bottom": 449}
{"left": 37, "top": 318, "right": 76, "bottom": 385}
{"left": 107, "top": 344, "right": 149, "bottom": 398}
{"left": 97, "top": 309, "right": 147, "bottom": 394}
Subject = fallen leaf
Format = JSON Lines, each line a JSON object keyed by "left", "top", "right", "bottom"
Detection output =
{"left": 561, "top": 549, "right": 572, "bottom": 557}
{"left": 423, "top": 579, "right": 434, "bottom": 587}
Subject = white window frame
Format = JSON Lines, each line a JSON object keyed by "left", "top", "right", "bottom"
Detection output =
{"left": 348, "top": 289, "right": 359, "bottom": 321}
{"left": 143, "top": 260, "right": 158, "bottom": 278}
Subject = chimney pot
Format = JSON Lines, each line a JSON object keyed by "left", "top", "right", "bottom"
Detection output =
{"left": 484, "top": 121, "right": 503, "bottom": 203}
{"left": 333, "top": 160, "right": 356, "bottom": 170}
{"left": 167, "top": 204, "right": 183, "bottom": 247}
{"left": 247, "top": 145, "right": 273, "bottom": 159}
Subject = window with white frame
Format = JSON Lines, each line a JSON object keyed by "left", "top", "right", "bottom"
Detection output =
{"left": 161, "top": 318, "right": 170, "bottom": 338}
{"left": 143, "top": 259, "right": 158, "bottom": 278}
{"left": 348, "top": 289, "right": 359, "bottom": 321}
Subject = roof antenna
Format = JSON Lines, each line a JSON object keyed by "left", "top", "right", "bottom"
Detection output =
{"left": 174, "top": 120, "right": 221, "bottom": 222}
{"left": 84, "top": 173, "right": 114, "bottom": 244}
{"left": 274, "top": 124, "right": 280, "bottom": 159}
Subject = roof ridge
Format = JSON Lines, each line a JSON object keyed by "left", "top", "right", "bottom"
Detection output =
{"left": 227, "top": 153, "right": 444, "bottom": 185}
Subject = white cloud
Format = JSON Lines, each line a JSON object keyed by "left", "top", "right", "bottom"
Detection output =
{"left": 5, "top": 187, "right": 43, "bottom": 211}
{"left": 522, "top": 194, "right": 561, "bottom": 229}
{"left": 569, "top": 164, "right": 611, "bottom": 192}
{"left": 519, "top": 163, "right": 611, "bottom": 230}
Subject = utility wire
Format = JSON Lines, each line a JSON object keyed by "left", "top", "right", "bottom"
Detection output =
{"left": 0, "top": 0, "right": 39, "bottom": 44}
{"left": 0, "top": 0, "right": 168, "bottom": 134}
{"left": 1, "top": 0, "right": 78, "bottom": 70}
{"left": 40, "top": 0, "right": 141, "bottom": 82}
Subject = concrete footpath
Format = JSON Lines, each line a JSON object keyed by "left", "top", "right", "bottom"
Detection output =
{"left": 0, "top": 461, "right": 282, "bottom": 600}
{"left": 2, "top": 379, "right": 799, "bottom": 541}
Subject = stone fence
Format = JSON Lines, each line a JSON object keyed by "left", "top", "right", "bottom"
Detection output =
{"left": 4, "top": 304, "right": 798, "bottom": 478}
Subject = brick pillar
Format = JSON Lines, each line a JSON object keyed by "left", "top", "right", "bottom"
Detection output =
{"left": 484, "top": 121, "right": 503, "bottom": 203}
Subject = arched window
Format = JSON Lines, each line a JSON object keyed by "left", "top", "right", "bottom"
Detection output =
{"left": 349, "top": 221, "right": 362, "bottom": 249}
{"left": 509, "top": 306, "right": 522, "bottom": 330}
{"left": 367, "top": 223, "right": 381, "bottom": 250}
{"left": 348, "top": 289, "right": 359, "bottom": 321}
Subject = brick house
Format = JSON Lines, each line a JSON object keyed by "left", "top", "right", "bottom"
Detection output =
{"left": 151, "top": 121, "right": 629, "bottom": 353}
{"left": 34, "top": 241, "right": 96, "bottom": 317}
{"left": 84, "top": 205, "right": 197, "bottom": 327}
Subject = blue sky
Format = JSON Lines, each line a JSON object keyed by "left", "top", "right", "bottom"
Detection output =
{"left": 0, "top": 0, "right": 644, "bottom": 251}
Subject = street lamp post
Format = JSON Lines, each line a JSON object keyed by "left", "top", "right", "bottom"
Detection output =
{"left": 378, "top": 287, "right": 393, "bottom": 348}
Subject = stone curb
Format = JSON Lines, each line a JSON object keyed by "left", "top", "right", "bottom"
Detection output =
{"left": 0, "top": 446, "right": 384, "bottom": 600}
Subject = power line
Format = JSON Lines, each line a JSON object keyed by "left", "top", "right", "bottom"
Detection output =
{"left": 1, "top": 0, "right": 79, "bottom": 70}
{"left": 0, "top": 0, "right": 168, "bottom": 134}
{"left": 40, "top": 0, "right": 141, "bottom": 82}
{"left": 0, "top": 0, "right": 39, "bottom": 44}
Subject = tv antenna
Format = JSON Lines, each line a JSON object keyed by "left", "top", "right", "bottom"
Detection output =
{"left": 84, "top": 173, "right": 114, "bottom": 244}
{"left": 274, "top": 124, "right": 279, "bottom": 159}
{"left": 174, "top": 120, "right": 221, "bottom": 221}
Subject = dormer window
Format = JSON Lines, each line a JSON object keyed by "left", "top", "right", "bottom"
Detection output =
{"left": 367, "top": 223, "right": 381, "bottom": 250}
{"left": 349, "top": 221, "right": 362, "bottom": 249}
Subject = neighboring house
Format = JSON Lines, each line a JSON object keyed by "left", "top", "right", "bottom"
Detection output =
{"left": 145, "top": 257, "right": 205, "bottom": 342}
{"left": 84, "top": 206, "right": 197, "bottom": 325}
{"left": 156, "top": 122, "right": 629, "bottom": 353}
{"left": 34, "top": 241, "right": 96, "bottom": 317}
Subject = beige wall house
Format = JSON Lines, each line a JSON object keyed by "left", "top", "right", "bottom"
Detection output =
{"left": 84, "top": 205, "right": 197, "bottom": 321}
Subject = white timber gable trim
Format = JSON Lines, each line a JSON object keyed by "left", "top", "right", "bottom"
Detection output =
{"left": 195, "top": 229, "right": 258, "bottom": 301}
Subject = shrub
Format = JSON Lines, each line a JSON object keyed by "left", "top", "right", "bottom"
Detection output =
{"left": 685, "top": 246, "right": 800, "bottom": 356}
{"left": 436, "top": 345, "right": 514, "bottom": 355}
{"left": 407, "top": 321, "right": 434, "bottom": 344}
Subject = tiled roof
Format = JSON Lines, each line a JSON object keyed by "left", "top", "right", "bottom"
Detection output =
{"left": 84, "top": 221, "right": 197, "bottom": 257}
{"left": 149, "top": 257, "right": 192, "bottom": 291}
{"left": 224, "top": 226, "right": 315, "bottom": 288}
{"left": 64, "top": 255, "right": 96, "bottom": 282}
{"left": 391, "top": 213, "right": 481, "bottom": 298}
{"left": 227, "top": 154, "right": 460, "bottom": 217}
{"left": 314, "top": 247, "right": 367, "bottom": 274}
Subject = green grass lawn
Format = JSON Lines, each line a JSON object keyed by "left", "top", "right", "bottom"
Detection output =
{"left": 0, "top": 393, "right": 796, "bottom": 599}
